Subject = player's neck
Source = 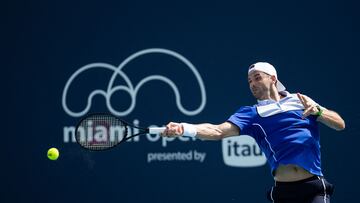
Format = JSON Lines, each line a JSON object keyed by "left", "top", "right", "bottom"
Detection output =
{"left": 266, "top": 87, "right": 281, "bottom": 102}
{"left": 271, "top": 92, "right": 281, "bottom": 102}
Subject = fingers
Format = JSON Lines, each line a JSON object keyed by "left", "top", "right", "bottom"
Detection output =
{"left": 297, "top": 93, "right": 307, "bottom": 107}
{"left": 297, "top": 93, "right": 319, "bottom": 119}
{"left": 297, "top": 93, "right": 316, "bottom": 107}
{"left": 161, "top": 122, "right": 183, "bottom": 137}
{"left": 302, "top": 104, "right": 317, "bottom": 119}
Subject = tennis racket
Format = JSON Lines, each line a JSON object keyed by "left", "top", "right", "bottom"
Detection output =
{"left": 75, "top": 113, "right": 166, "bottom": 151}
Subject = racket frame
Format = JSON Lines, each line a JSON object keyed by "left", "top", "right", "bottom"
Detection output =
{"left": 74, "top": 112, "right": 165, "bottom": 151}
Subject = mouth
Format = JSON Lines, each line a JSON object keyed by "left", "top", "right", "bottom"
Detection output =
{"left": 251, "top": 88, "right": 261, "bottom": 97}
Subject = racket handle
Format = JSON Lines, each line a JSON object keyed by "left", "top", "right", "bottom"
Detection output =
{"left": 148, "top": 127, "right": 166, "bottom": 134}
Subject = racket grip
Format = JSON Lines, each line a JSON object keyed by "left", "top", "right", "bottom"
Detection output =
{"left": 148, "top": 127, "right": 166, "bottom": 134}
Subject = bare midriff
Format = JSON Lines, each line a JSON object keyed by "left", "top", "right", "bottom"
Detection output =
{"left": 274, "top": 164, "right": 315, "bottom": 182}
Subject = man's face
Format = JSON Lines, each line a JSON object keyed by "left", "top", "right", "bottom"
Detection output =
{"left": 248, "top": 70, "right": 274, "bottom": 100}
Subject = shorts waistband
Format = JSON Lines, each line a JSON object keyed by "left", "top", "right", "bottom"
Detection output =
{"left": 275, "top": 175, "right": 321, "bottom": 186}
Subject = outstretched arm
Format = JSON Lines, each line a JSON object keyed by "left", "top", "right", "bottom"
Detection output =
{"left": 162, "top": 121, "right": 240, "bottom": 140}
{"left": 297, "top": 93, "right": 345, "bottom": 131}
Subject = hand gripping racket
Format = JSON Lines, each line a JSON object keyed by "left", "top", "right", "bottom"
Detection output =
{"left": 75, "top": 113, "right": 166, "bottom": 151}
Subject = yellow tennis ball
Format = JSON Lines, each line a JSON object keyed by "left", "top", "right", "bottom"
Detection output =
{"left": 47, "top": 148, "right": 59, "bottom": 160}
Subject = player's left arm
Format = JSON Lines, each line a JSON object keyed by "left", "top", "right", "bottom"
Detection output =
{"left": 297, "top": 93, "right": 345, "bottom": 131}
{"left": 316, "top": 108, "right": 345, "bottom": 131}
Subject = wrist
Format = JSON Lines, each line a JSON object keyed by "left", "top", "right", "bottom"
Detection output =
{"left": 181, "top": 123, "right": 197, "bottom": 138}
{"left": 315, "top": 105, "right": 324, "bottom": 117}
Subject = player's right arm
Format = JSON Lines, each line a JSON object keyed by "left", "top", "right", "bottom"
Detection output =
{"left": 162, "top": 121, "right": 240, "bottom": 140}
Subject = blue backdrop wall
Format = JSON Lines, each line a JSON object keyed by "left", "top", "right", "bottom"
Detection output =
{"left": 4, "top": 1, "right": 360, "bottom": 202}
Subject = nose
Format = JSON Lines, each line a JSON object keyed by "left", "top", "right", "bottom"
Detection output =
{"left": 250, "top": 82, "right": 256, "bottom": 89}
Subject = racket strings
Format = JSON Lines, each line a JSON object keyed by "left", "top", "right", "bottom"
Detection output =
{"left": 75, "top": 114, "right": 128, "bottom": 150}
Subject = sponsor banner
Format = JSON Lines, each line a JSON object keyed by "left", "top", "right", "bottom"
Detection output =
{"left": 223, "top": 135, "right": 267, "bottom": 167}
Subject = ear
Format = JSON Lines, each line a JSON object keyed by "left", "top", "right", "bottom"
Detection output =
{"left": 270, "top": 75, "right": 277, "bottom": 84}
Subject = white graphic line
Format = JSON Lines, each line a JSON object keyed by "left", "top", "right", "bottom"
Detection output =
{"left": 62, "top": 48, "right": 206, "bottom": 117}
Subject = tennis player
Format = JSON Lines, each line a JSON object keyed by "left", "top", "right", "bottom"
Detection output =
{"left": 162, "top": 62, "right": 345, "bottom": 203}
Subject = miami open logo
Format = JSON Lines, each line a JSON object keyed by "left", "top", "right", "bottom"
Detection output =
{"left": 62, "top": 48, "right": 206, "bottom": 117}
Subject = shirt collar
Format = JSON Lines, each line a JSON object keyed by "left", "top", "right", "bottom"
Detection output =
{"left": 256, "top": 91, "right": 290, "bottom": 106}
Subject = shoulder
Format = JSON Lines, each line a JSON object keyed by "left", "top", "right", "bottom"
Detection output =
{"left": 288, "top": 93, "right": 300, "bottom": 100}
{"left": 283, "top": 93, "right": 302, "bottom": 104}
{"left": 235, "top": 105, "right": 257, "bottom": 114}
{"left": 230, "top": 105, "right": 258, "bottom": 119}
{"left": 227, "top": 105, "right": 257, "bottom": 131}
